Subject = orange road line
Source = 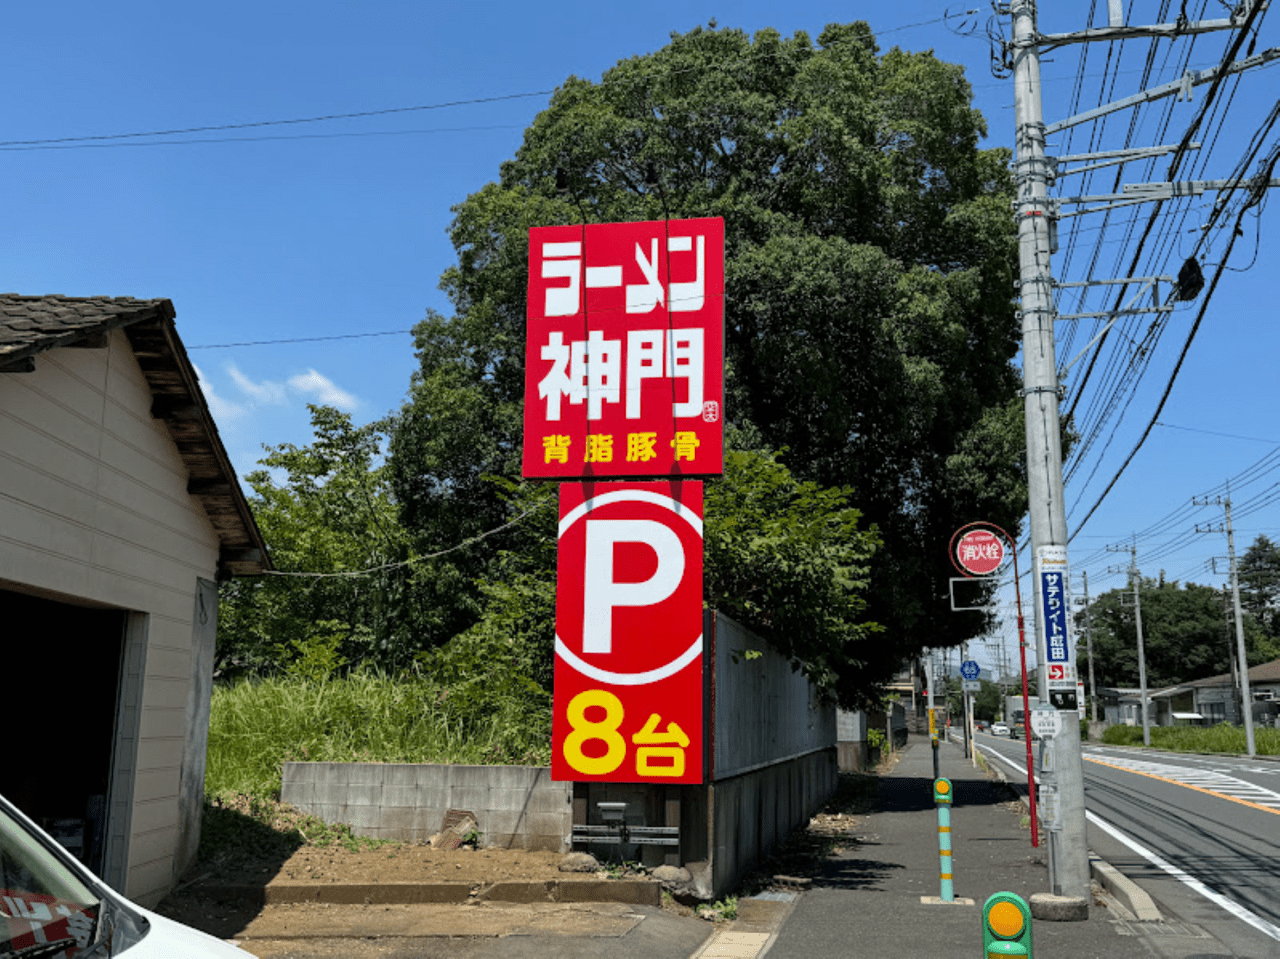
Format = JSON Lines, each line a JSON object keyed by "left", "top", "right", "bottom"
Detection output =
{"left": 1084, "top": 756, "right": 1280, "bottom": 816}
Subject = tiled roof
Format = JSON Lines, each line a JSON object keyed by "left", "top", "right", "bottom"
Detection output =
{"left": 0, "top": 294, "right": 175, "bottom": 368}
{"left": 0, "top": 294, "right": 269, "bottom": 576}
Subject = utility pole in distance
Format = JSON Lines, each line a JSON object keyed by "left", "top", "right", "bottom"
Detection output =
{"left": 1010, "top": 0, "right": 1089, "bottom": 900}
{"left": 1195, "top": 486, "right": 1257, "bottom": 756}
{"left": 1108, "top": 544, "right": 1150, "bottom": 745}
{"left": 1082, "top": 571, "right": 1097, "bottom": 723}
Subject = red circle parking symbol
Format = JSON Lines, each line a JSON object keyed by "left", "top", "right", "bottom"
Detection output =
{"left": 555, "top": 485, "right": 704, "bottom": 685}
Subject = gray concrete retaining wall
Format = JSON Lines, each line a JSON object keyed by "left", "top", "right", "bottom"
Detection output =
{"left": 280, "top": 762, "right": 572, "bottom": 851}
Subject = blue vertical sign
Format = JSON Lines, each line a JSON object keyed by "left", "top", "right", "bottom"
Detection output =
{"left": 1036, "top": 545, "right": 1076, "bottom": 709}
{"left": 1041, "top": 567, "right": 1068, "bottom": 664}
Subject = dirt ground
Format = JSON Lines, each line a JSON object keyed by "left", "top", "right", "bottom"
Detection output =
{"left": 260, "top": 844, "right": 575, "bottom": 886}
{"left": 156, "top": 830, "right": 672, "bottom": 938}
{"left": 155, "top": 767, "right": 892, "bottom": 938}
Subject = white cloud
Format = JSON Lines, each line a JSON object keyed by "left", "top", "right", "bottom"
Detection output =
{"left": 227, "top": 364, "right": 287, "bottom": 404}
{"left": 288, "top": 369, "right": 360, "bottom": 410}
{"left": 193, "top": 363, "right": 246, "bottom": 420}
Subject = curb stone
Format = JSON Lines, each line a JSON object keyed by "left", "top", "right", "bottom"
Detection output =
{"left": 196, "top": 878, "right": 659, "bottom": 907}
{"left": 981, "top": 745, "right": 1164, "bottom": 924}
{"left": 1089, "top": 853, "right": 1162, "bottom": 921}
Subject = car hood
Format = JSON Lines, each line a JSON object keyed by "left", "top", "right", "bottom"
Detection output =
{"left": 122, "top": 905, "right": 257, "bottom": 958}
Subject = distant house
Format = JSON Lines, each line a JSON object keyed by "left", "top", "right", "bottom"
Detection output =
{"left": 0, "top": 294, "right": 269, "bottom": 906}
{"left": 1096, "top": 687, "right": 1145, "bottom": 726}
{"left": 1102, "top": 658, "right": 1280, "bottom": 728}
{"left": 1148, "top": 658, "right": 1280, "bottom": 726}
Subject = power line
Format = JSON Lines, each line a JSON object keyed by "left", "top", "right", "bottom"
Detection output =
{"left": 0, "top": 94, "right": 556, "bottom": 148}
{"left": 0, "top": 11, "right": 974, "bottom": 150}
{"left": 1154, "top": 421, "right": 1280, "bottom": 444}
{"left": 262, "top": 498, "right": 551, "bottom": 579}
{"left": 0, "top": 125, "right": 519, "bottom": 153}
{"left": 188, "top": 330, "right": 414, "bottom": 349}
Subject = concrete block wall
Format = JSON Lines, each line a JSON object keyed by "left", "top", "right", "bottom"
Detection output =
{"left": 281, "top": 763, "right": 572, "bottom": 851}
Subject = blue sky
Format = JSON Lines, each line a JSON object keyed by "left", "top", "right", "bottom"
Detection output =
{"left": 5, "top": 2, "right": 1277, "bottom": 678}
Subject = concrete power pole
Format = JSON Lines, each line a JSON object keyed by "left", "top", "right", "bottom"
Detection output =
{"left": 1225, "top": 493, "right": 1257, "bottom": 756}
{"left": 1130, "top": 551, "right": 1151, "bottom": 747}
{"left": 1010, "top": 0, "right": 1090, "bottom": 900}
{"left": 1195, "top": 486, "right": 1257, "bottom": 755}
{"left": 1007, "top": 0, "right": 1267, "bottom": 900}
{"left": 1082, "top": 571, "right": 1097, "bottom": 723}
{"left": 1106, "top": 543, "right": 1151, "bottom": 743}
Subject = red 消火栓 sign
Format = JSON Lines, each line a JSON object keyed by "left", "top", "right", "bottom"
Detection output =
{"left": 551, "top": 480, "right": 704, "bottom": 784}
{"left": 955, "top": 529, "right": 1005, "bottom": 576}
{"left": 523, "top": 218, "right": 724, "bottom": 480}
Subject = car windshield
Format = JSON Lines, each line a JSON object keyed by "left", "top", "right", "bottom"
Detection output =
{"left": 0, "top": 801, "right": 100, "bottom": 957}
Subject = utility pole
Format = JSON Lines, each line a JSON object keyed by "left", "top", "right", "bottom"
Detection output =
{"left": 1082, "top": 571, "right": 1097, "bottom": 723}
{"left": 1130, "top": 551, "right": 1150, "bottom": 747}
{"left": 1195, "top": 486, "right": 1257, "bottom": 755}
{"left": 1006, "top": 0, "right": 1268, "bottom": 900}
{"left": 1224, "top": 584, "right": 1241, "bottom": 723}
{"left": 1106, "top": 543, "right": 1150, "bottom": 744}
{"left": 1010, "top": 0, "right": 1089, "bottom": 900}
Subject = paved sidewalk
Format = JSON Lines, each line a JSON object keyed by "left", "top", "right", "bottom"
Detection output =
{"left": 766, "top": 736, "right": 1169, "bottom": 959}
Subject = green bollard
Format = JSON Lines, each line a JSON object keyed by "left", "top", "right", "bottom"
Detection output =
{"left": 933, "top": 777, "right": 953, "bottom": 901}
{"left": 982, "top": 892, "right": 1033, "bottom": 957}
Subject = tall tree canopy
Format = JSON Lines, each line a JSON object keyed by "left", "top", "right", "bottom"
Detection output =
{"left": 1240, "top": 534, "right": 1280, "bottom": 645}
{"left": 389, "top": 21, "right": 1024, "bottom": 698}
{"left": 1077, "top": 575, "right": 1277, "bottom": 689}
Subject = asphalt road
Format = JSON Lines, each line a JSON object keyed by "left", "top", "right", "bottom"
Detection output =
{"left": 972, "top": 730, "right": 1280, "bottom": 958}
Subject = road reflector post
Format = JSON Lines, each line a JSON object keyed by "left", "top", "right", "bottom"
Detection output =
{"left": 982, "top": 892, "right": 1033, "bottom": 957}
{"left": 934, "top": 777, "right": 953, "bottom": 902}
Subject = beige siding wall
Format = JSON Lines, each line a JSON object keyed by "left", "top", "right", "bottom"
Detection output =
{"left": 0, "top": 329, "right": 220, "bottom": 905}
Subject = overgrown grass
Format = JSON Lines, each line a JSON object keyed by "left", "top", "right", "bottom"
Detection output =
{"left": 206, "top": 670, "right": 552, "bottom": 799}
{"left": 1100, "top": 721, "right": 1279, "bottom": 755}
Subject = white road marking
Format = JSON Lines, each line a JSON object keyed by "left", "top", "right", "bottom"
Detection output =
{"left": 1082, "top": 754, "right": 1280, "bottom": 809}
{"left": 974, "top": 743, "right": 1280, "bottom": 943}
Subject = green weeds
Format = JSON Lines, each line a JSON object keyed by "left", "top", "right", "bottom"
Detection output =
{"left": 1099, "top": 722, "right": 1279, "bottom": 755}
{"left": 206, "top": 670, "right": 552, "bottom": 799}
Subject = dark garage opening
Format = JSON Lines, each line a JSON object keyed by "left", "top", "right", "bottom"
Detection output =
{"left": 0, "top": 587, "right": 126, "bottom": 875}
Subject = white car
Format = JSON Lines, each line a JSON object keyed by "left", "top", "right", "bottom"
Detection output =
{"left": 989, "top": 722, "right": 1009, "bottom": 736}
{"left": 0, "top": 791, "right": 256, "bottom": 958}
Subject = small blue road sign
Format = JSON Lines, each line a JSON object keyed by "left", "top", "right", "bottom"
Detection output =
{"left": 961, "top": 660, "right": 980, "bottom": 681}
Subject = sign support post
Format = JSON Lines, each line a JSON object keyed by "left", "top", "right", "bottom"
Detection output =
{"left": 949, "top": 522, "right": 1038, "bottom": 848}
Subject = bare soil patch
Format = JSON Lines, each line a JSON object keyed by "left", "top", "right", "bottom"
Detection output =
{"left": 155, "top": 793, "right": 662, "bottom": 937}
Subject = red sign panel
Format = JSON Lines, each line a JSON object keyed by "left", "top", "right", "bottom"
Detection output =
{"left": 955, "top": 529, "right": 1005, "bottom": 576}
{"left": 523, "top": 218, "right": 724, "bottom": 480}
{"left": 551, "top": 481, "right": 704, "bottom": 784}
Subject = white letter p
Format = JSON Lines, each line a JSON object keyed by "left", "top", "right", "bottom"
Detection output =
{"left": 582, "top": 519, "right": 684, "bottom": 654}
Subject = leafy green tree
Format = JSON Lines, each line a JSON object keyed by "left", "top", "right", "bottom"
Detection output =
{"left": 389, "top": 21, "right": 1025, "bottom": 699}
{"left": 217, "top": 406, "right": 419, "bottom": 676}
{"left": 1078, "top": 578, "right": 1238, "bottom": 688}
{"left": 704, "top": 446, "right": 881, "bottom": 702}
{"left": 972, "top": 678, "right": 1003, "bottom": 722}
{"left": 431, "top": 441, "right": 881, "bottom": 705}
{"left": 1240, "top": 534, "right": 1280, "bottom": 651}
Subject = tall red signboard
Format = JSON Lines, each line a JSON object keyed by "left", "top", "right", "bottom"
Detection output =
{"left": 551, "top": 481, "right": 704, "bottom": 784}
{"left": 523, "top": 218, "right": 724, "bottom": 480}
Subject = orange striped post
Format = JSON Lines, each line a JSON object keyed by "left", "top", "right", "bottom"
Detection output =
{"left": 934, "top": 777, "right": 954, "bottom": 901}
